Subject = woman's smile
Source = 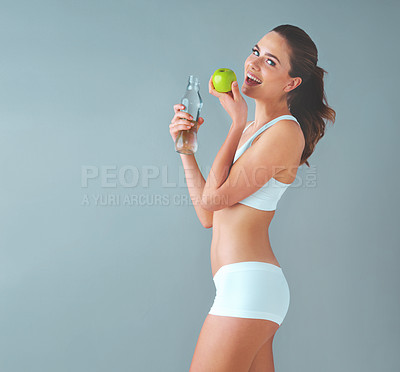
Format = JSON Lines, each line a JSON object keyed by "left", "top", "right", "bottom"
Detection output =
{"left": 245, "top": 73, "right": 262, "bottom": 86}
{"left": 245, "top": 77, "right": 261, "bottom": 86}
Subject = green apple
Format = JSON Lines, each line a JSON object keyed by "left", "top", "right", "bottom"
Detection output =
{"left": 212, "top": 68, "right": 237, "bottom": 93}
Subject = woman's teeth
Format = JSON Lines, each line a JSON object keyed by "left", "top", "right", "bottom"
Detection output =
{"left": 246, "top": 73, "right": 262, "bottom": 84}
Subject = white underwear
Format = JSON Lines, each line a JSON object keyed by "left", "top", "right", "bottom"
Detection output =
{"left": 209, "top": 261, "right": 290, "bottom": 326}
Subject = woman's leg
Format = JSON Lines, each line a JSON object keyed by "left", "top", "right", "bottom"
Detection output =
{"left": 248, "top": 333, "right": 276, "bottom": 372}
{"left": 189, "top": 314, "right": 279, "bottom": 372}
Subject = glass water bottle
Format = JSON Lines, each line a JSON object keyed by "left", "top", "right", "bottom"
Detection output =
{"left": 175, "top": 75, "right": 203, "bottom": 154}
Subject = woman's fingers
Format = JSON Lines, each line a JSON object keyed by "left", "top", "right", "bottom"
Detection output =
{"left": 209, "top": 76, "right": 222, "bottom": 97}
{"left": 169, "top": 117, "right": 202, "bottom": 138}
{"left": 170, "top": 102, "right": 204, "bottom": 144}
{"left": 209, "top": 76, "right": 216, "bottom": 95}
{"left": 172, "top": 105, "right": 193, "bottom": 123}
{"left": 173, "top": 103, "right": 185, "bottom": 114}
{"left": 173, "top": 111, "right": 193, "bottom": 123}
{"left": 170, "top": 103, "right": 204, "bottom": 141}
{"left": 169, "top": 119, "right": 194, "bottom": 131}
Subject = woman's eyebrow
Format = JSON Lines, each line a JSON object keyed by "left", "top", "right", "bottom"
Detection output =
{"left": 254, "top": 44, "right": 281, "bottom": 64}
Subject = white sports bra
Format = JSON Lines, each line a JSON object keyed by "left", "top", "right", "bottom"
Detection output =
{"left": 233, "top": 115, "right": 300, "bottom": 211}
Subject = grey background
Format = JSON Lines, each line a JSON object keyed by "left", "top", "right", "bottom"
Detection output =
{"left": 0, "top": 0, "right": 399, "bottom": 371}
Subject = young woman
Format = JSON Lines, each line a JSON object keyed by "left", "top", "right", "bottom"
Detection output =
{"left": 169, "top": 24, "right": 335, "bottom": 372}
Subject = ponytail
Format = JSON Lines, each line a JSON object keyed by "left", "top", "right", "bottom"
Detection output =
{"left": 288, "top": 65, "right": 336, "bottom": 167}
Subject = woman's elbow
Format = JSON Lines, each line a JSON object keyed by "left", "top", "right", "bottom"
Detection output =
{"left": 200, "top": 198, "right": 218, "bottom": 212}
{"left": 200, "top": 196, "right": 211, "bottom": 211}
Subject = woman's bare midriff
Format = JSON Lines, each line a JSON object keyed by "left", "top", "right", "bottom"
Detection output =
{"left": 210, "top": 203, "right": 280, "bottom": 278}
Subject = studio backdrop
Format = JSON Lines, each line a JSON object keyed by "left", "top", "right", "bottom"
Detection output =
{"left": 0, "top": 0, "right": 399, "bottom": 371}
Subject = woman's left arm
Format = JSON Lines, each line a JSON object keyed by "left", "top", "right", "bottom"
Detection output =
{"left": 201, "top": 77, "right": 248, "bottom": 208}
{"left": 201, "top": 120, "right": 245, "bottom": 205}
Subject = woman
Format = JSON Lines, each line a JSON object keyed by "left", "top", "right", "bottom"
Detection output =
{"left": 169, "top": 24, "right": 335, "bottom": 372}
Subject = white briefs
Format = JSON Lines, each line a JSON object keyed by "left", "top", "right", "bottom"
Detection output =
{"left": 208, "top": 261, "right": 290, "bottom": 326}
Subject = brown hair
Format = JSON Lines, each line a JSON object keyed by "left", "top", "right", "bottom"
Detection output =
{"left": 270, "top": 24, "right": 336, "bottom": 167}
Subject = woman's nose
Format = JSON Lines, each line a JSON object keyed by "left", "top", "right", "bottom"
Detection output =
{"left": 248, "top": 60, "right": 261, "bottom": 71}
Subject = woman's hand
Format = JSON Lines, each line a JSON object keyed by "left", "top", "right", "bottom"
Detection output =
{"left": 169, "top": 104, "right": 205, "bottom": 143}
{"left": 209, "top": 76, "right": 248, "bottom": 127}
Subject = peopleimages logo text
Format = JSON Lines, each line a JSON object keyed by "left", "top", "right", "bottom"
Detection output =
{"left": 81, "top": 164, "right": 317, "bottom": 189}
{"left": 80, "top": 164, "right": 317, "bottom": 207}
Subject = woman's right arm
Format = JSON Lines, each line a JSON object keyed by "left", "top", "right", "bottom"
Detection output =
{"left": 170, "top": 103, "right": 213, "bottom": 229}
{"left": 179, "top": 153, "right": 213, "bottom": 229}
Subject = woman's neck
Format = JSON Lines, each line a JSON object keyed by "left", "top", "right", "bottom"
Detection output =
{"left": 253, "top": 98, "right": 291, "bottom": 129}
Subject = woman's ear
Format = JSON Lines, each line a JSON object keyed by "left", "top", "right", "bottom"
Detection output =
{"left": 284, "top": 77, "right": 302, "bottom": 92}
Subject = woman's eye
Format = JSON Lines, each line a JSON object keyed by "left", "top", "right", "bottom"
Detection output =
{"left": 251, "top": 48, "right": 276, "bottom": 67}
{"left": 252, "top": 47, "right": 259, "bottom": 56}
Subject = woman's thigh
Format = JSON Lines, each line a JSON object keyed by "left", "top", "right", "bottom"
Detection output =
{"left": 189, "top": 314, "right": 279, "bottom": 372}
{"left": 248, "top": 333, "right": 276, "bottom": 372}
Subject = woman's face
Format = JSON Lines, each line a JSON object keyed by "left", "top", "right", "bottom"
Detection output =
{"left": 242, "top": 31, "right": 299, "bottom": 101}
